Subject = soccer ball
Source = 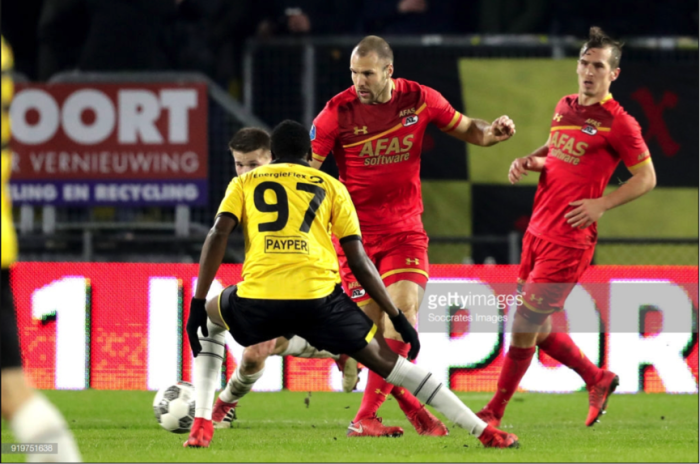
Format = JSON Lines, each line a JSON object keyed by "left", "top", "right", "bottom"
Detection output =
{"left": 153, "top": 381, "right": 196, "bottom": 433}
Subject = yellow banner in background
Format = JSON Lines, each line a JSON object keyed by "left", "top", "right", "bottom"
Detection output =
{"left": 459, "top": 58, "right": 578, "bottom": 185}
{"left": 457, "top": 58, "right": 697, "bottom": 263}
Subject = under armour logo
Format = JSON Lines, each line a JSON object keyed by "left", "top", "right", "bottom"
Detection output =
{"left": 553, "top": 113, "right": 563, "bottom": 122}
{"left": 354, "top": 126, "right": 368, "bottom": 135}
{"left": 530, "top": 293, "right": 544, "bottom": 305}
{"left": 406, "top": 258, "right": 420, "bottom": 265}
{"left": 630, "top": 87, "right": 680, "bottom": 156}
{"left": 374, "top": 388, "right": 389, "bottom": 398}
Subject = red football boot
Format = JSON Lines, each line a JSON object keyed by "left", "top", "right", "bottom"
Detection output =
{"left": 406, "top": 405, "right": 449, "bottom": 436}
{"left": 183, "top": 417, "right": 214, "bottom": 448}
{"left": 212, "top": 398, "right": 238, "bottom": 429}
{"left": 478, "top": 424, "right": 519, "bottom": 449}
{"left": 585, "top": 370, "right": 619, "bottom": 427}
{"left": 476, "top": 407, "right": 502, "bottom": 428}
{"left": 347, "top": 415, "right": 404, "bottom": 437}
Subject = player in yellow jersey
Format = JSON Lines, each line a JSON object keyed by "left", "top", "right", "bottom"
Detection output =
{"left": 211, "top": 128, "right": 360, "bottom": 430}
{"left": 1, "top": 36, "right": 82, "bottom": 462}
{"left": 183, "top": 120, "right": 519, "bottom": 449}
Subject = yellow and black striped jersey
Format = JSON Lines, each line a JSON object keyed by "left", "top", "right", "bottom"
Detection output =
{"left": 217, "top": 159, "right": 361, "bottom": 300}
{"left": 1, "top": 36, "right": 17, "bottom": 269}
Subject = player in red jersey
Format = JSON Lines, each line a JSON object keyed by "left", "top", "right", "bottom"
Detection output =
{"left": 311, "top": 35, "right": 516, "bottom": 437}
{"left": 476, "top": 27, "right": 657, "bottom": 428}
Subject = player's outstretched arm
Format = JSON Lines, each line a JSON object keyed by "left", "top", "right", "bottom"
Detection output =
{"left": 447, "top": 114, "right": 516, "bottom": 147}
{"left": 565, "top": 155, "right": 656, "bottom": 229}
{"left": 341, "top": 239, "right": 420, "bottom": 359}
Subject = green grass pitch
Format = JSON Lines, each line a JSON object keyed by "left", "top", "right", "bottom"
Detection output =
{"left": 1, "top": 390, "right": 697, "bottom": 462}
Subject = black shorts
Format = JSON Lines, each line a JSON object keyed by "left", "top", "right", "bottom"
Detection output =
{"left": 218, "top": 284, "right": 377, "bottom": 355}
{"left": 1, "top": 268, "right": 23, "bottom": 370}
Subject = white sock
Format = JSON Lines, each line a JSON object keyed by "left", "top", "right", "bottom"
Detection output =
{"left": 219, "top": 365, "right": 265, "bottom": 404}
{"left": 10, "top": 393, "right": 82, "bottom": 462}
{"left": 193, "top": 320, "right": 226, "bottom": 420}
{"left": 386, "top": 356, "right": 487, "bottom": 437}
{"left": 280, "top": 336, "right": 339, "bottom": 359}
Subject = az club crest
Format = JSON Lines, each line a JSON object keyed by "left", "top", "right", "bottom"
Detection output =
{"left": 402, "top": 115, "right": 419, "bottom": 127}
{"left": 581, "top": 124, "right": 597, "bottom": 136}
{"left": 351, "top": 289, "right": 366, "bottom": 299}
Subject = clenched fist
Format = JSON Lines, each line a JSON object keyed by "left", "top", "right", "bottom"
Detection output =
{"left": 491, "top": 115, "right": 516, "bottom": 141}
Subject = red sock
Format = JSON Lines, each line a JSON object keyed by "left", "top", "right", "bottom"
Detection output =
{"left": 486, "top": 346, "right": 536, "bottom": 418}
{"left": 387, "top": 339, "right": 422, "bottom": 415}
{"left": 538, "top": 333, "right": 602, "bottom": 386}
{"left": 353, "top": 340, "right": 397, "bottom": 421}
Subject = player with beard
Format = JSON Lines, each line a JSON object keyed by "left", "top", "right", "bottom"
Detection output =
{"left": 184, "top": 120, "right": 519, "bottom": 449}
{"left": 310, "top": 35, "right": 516, "bottom": 437}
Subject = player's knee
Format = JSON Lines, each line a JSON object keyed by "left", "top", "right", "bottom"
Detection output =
{"left": 387, "top": 290, "right": 421, "bottom": 324}
{"left": 204, "top": 297, "right": 228, "bottom": 331}
{"left": 391, "top": 291, "right": 419, "bottom": 310}
{"left": 271, "top": 337, "right": 289, "bottom": 356}
{"left": 512, "top": 305, "right": 549, "bottom": 348}
{"left": 383, "top": 295, "right": 420, "bottom": 339}
{"left": 205, "top": 296, "right": 219, "bottom": 318}
{"left": 241, "top": 357, "right": 265, "bottom": 373}
{"left": 0, "top": 369, "right": 31, "bottom": 420}
{"left": 535, "top": 317, "right": 553, "bottom": 345}
{"left": 402, "top": 308, "right": 418, "bottom": 326}
{"left": 242, "top": 346, "right": 268, "bottom": 369}
{"left": 392, "top": 301, "right": 418, "bottom": 327}
{"left": 0, "top": 393, "right": 19, "bottom": 420}
{"left": 511, "top": 331, "right": 539, "bottom": 348}
{"left": 0, "top": 380, "right": 8, "bottom": 419}
{"left": 0, "top": 399, "right": 10, "bottom": 420}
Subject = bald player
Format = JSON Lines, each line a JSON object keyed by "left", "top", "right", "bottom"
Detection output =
{"left": 184, "top": 119, "right": 519, "bottom": 449}
{"left": 310, "top": 35, "right": 516, "bottom": 437}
